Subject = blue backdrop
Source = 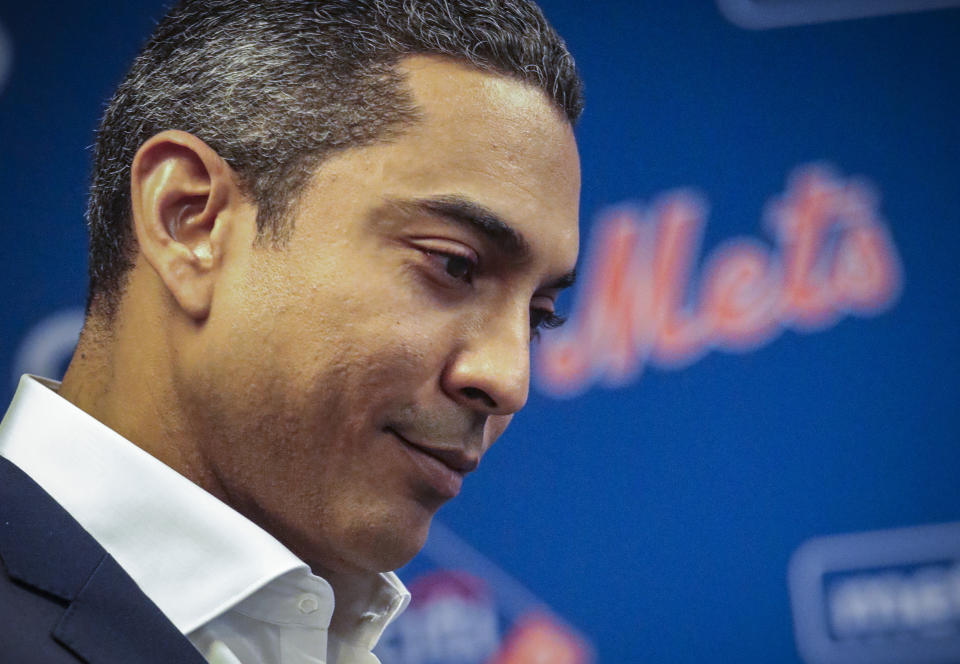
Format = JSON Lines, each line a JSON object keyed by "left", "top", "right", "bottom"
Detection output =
{"left": 2, "top": 2, "right": 959, "bottom": 662}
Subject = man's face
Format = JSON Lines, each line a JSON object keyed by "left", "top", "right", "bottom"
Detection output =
{"left": 178, "top": 56, "right": 580, "bottom": 575}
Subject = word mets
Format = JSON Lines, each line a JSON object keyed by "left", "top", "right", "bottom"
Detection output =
{"left": 536, "top": 164, "right": 903, "bottom": 396}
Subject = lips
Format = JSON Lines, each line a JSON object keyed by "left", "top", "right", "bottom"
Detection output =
{"left": 386, "top": 427, "right": 480, "bottom": 497}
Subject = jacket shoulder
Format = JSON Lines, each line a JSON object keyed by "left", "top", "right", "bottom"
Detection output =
{"left": 0, "top": 456, "right": 206, "bottom": 664}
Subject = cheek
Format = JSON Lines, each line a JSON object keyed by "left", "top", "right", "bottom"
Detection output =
{"left": 222, "top": 246, "right": 463, "bottom": 421}
{"left": 263, "top": 305, "right": 441, "bottom": 427}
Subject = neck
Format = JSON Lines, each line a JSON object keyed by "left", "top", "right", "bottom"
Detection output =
{"left": 59, "top": 308, "right": 228, "bottom": 505}
{"left": 58, "top": 306, "right": 383, "bottom": 623}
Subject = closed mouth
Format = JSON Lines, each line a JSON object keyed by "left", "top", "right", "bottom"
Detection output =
{"left": 385, "top": 427, "right": 480, "bottom": 474}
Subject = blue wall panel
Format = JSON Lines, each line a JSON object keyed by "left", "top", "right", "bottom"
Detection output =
{"left": 2, "top": 2, "right": 958, "bottom": 662}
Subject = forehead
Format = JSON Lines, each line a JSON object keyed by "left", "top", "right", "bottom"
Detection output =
{"left": 337, "top": 56, "right": 582, "bottom": 271}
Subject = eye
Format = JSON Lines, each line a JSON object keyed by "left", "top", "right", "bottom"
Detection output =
{"left": 529, "top": 309, "right": 567, "bottom": 342}
{"left": 423, "top": 249, "right": 478, "bottom": 285}
{"left": 439, "top": 253, "right": 474, "bottom": 282}
{"left": 410, "top": 237, "right": 479, "bottom": 286}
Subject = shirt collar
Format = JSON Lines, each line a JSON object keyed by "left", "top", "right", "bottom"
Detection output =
{"left": 0, "top": 375, "right": 409, "bottom": 641}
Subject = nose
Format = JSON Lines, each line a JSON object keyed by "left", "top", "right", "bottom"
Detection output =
{"left": 442, "top": 304, "right": 531, "bottom": 416}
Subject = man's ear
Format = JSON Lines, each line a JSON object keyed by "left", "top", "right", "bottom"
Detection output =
{"left": 130, "top": 130, "right": 247, "bottom": 320}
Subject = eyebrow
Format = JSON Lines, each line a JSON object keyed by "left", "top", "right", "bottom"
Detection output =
{"left": 389, "top": 194, "right": 578, "bottom": 291}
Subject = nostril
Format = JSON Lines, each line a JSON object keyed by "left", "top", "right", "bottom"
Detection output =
{"left": 461, "top": 386, "right": 496, "bottom": 409}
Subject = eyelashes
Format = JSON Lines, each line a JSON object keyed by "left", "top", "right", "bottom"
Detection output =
{"left": 530, "top": 310, "right": 566, "bottom": 341}
{"left": 534, "top": 311, "right": 567, "bottom": 330}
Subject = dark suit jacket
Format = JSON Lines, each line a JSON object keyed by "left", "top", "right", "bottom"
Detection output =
{"left": 0, "top": 455, "right": 207, "bottom": 663}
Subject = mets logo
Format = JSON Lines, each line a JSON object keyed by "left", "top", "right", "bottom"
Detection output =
{"left": 535, "top": 164, "right": 903, "bottom": 397}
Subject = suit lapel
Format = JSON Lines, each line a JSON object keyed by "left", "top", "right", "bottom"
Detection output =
{"left": 0, "top": 456, "right": 104, "bottom": 603}
{"left": 0, "top": 456, "right": 206, "bottom": 664}
{"left": 52, "top": 552, "right": 206, "bottom": 663}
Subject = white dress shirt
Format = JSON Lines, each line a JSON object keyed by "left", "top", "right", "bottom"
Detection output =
{"left": 0, "top": 375, "right": 410, "bottom": 664}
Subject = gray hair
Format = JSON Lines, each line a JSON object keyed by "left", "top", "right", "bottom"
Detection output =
{"left": 86, "top": 0, "right": 584, "bottom": 317}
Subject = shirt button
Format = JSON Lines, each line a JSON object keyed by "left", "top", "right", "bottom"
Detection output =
{"left": 297, "top": 593, "right": 320, "bottom": 614}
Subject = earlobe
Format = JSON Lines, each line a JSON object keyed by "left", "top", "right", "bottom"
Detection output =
{"left": 130, "top": 130, "right": 240, "bottom": 320}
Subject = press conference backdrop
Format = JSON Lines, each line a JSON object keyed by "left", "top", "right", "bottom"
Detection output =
{"left": 2, "top": 1, "right": 958, "bottom": 662}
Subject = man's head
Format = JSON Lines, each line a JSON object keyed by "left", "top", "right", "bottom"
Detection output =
{"left": 71, "top": 0, "right": 582, "bottom": 577}
{"left": 87, "top": 0, "right": 583, "bottom": 317}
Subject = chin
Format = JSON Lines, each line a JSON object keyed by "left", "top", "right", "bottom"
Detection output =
{"left": 362, "top": 515, "right": 433, "bottom": 572}
{"left": 307, "top": 504, "right": 436, "bottom": 576}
